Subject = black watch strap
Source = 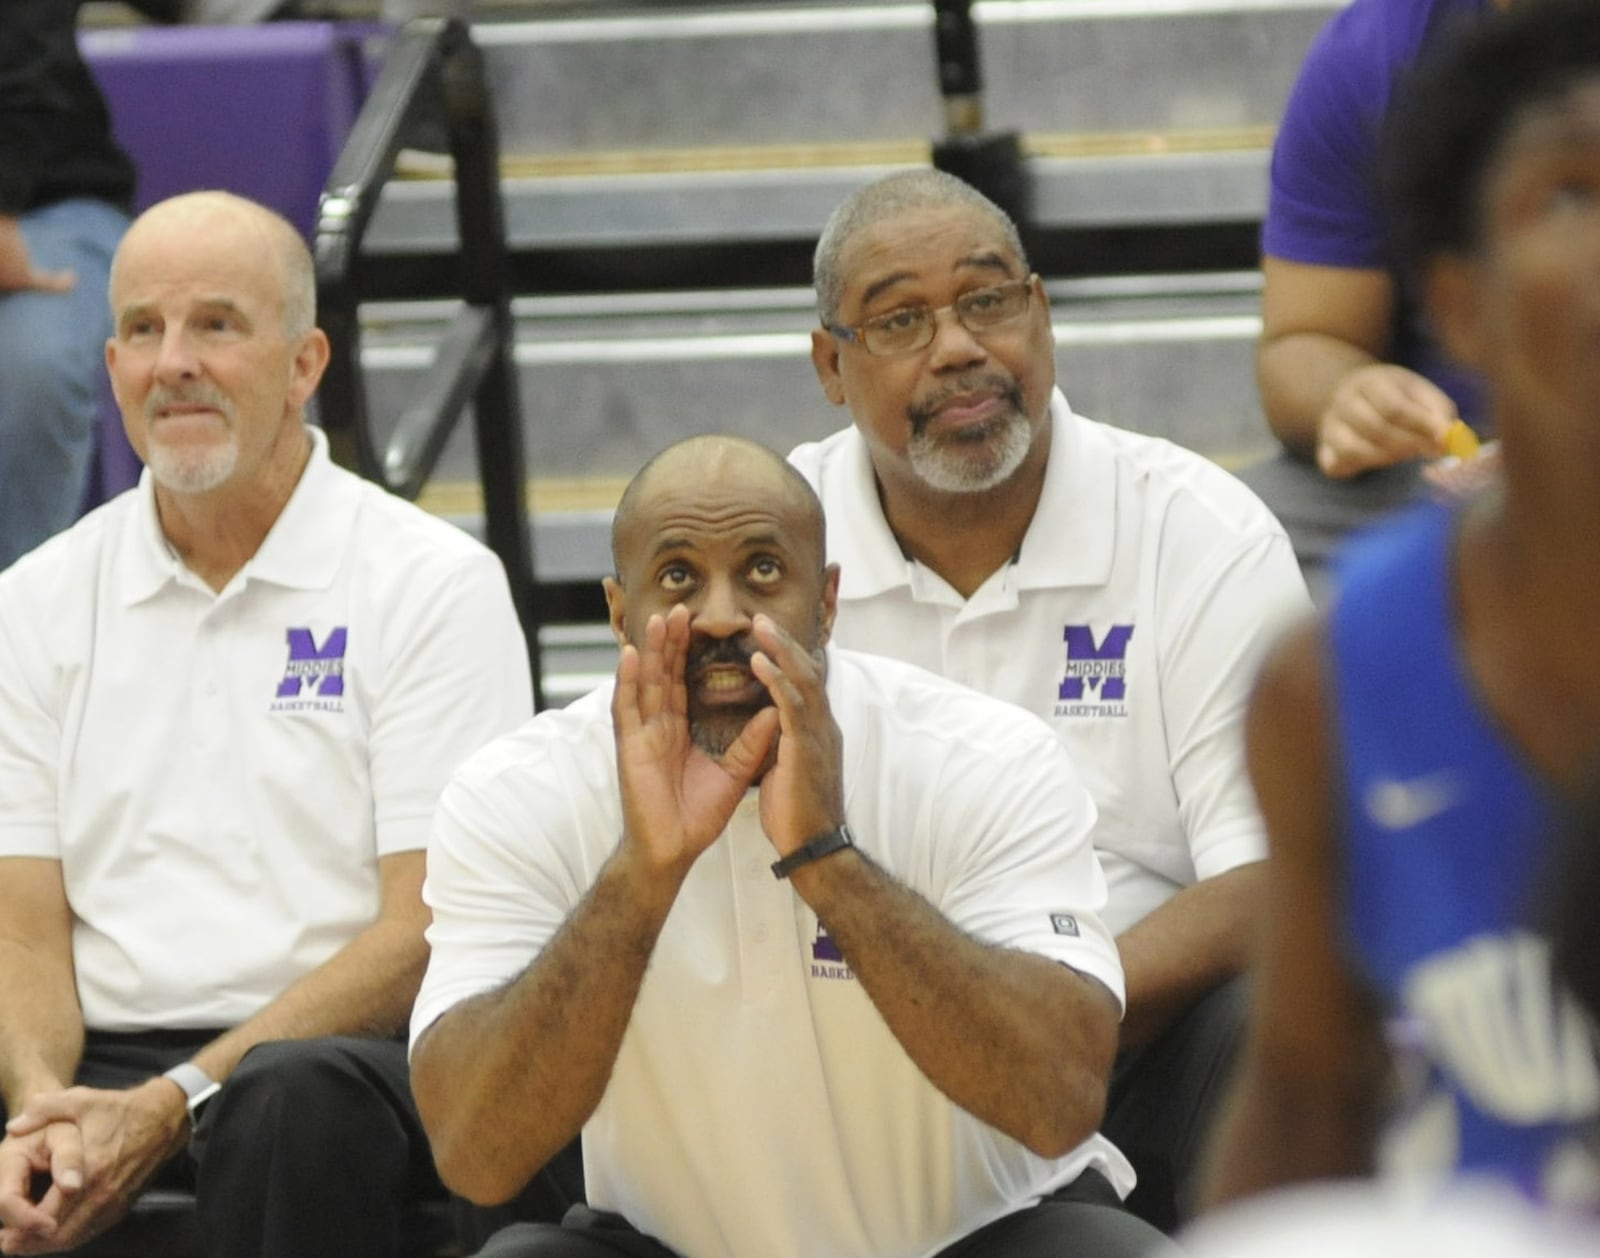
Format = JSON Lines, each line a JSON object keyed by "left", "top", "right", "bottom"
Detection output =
{"left": 771, "top": 824, "right": 855, "bottom": 880}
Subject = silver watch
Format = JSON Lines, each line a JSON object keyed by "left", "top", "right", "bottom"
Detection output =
{"left": 162, "top": 1062, "right": 221, "bottom": 1121}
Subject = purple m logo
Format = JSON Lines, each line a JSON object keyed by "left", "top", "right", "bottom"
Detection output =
{"left": 276, "top": 627, "right": 348, "bottom": 698}
{"left": 1059, "top": 624, "right": 1134, "bottom": 701}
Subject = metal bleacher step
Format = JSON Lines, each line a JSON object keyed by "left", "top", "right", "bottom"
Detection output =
{"left": 359, "top": 271, "right": 1273, "bottom": 560}
{"left": 346, "top": 0, "right": 1339, "bottom": 700}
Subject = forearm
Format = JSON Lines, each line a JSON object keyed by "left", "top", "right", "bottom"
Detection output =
{"left": 792, "top": 849, "right": 1118, "bottom": 1158}
{"left": 1257, "top": 333, "right": 1380, "bottom": 460}
{"left": 1116, "top": 863, "right": 1263, "bottom": 1051}
{"left": 413, "top": 848, "right": 678, "bottom": 1204}
{"left": 187, "top": 911, "right": 429, "bottom": 1085}
{"left": 0, "top": 940, "right": 83, "bottom": 1112}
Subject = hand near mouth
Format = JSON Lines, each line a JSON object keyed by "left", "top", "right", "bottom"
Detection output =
{"left": 748, "top": 613, "right": 846, "bottom": 864}
{"left": 612, "top": 605, "right": 779, "bottom": 882}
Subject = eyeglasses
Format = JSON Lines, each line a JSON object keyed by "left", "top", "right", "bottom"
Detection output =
{"left": 826, "top": 276, "right": 1038, "bottom": 356}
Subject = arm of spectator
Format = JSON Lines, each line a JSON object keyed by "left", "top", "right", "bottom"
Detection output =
{"left": 413, "top": 605, "right": 777, "bottom": 1205}
{"left": 1115, "top": 862, "right": 1263, "bottom": 1051}
{"left": 2, "top": 849, "right": 434, "bottom": 1251}
{"left": 1197, "top": 622, "right": 1389, "bottom": 1207}
{"left": 1258, "top": 257, "right": 1456, "bottom": 477}
{"left": 180, "top": 540, "right": 532, "bottom": 1082}
{"left": 0, "top": 218, "right": 74, "bottom": 294}
{"left": 186, "top": 849, "right": 430, "bottom": 1084}
{"left": 755, "top": 615, "right": 1120, "bottom": 1159}
{"left": 0, "top": 858, "right": 87, "bottom": 1250}
{"left": 413, "top": 842, "right": 683, "bottom": 1206}
{"left": 0, "top": 860, "right": 185, "bottom": 1256}
{"left": 795, "top": 849, "right": 1120, "bottom": 1158}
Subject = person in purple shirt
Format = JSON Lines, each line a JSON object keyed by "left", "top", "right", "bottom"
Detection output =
{"left": 1238, "top": 0, "right": 1508, "bottom": 595}
{"left": 1201, "top": 0, "right": 1600, "bottom": 1208}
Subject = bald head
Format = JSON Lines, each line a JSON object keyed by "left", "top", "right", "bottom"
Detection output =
{"left": 111, "top": 191, "right": 316, "bottom": 339}
{"left": 611, "top": 435, "right": 827, "bottom": 577}
{"left": 604, "top": 435, "right": 838, "bottom": 757}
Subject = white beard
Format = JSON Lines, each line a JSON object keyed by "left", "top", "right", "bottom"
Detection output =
{"left": 146, "top": 433, "right": 240, "bottom": 494}
{"left": 907, "top": 410, "right": 1032, "bottom": 493}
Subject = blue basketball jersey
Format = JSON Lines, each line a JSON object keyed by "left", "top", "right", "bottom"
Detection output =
{"left": 1329, "top": 502, "right": 1599, "bottom": 1204}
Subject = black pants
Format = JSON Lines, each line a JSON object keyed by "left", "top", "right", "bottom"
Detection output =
{"left": 472, "top": 1168, "right": 1178, "bottom": 1258}
{"left": 1102, "top": 974, "right": 1250, "bottom": 1234}
{"left": 23, "top": 1030, "right": 444, "bottom": 1258}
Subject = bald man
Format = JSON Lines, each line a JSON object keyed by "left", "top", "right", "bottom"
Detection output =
{"left": 0, "top": 192, "right": 533, "bottom": 1256}
{"left": 409, "top": 435, "right": 1175, "bottom": 1258}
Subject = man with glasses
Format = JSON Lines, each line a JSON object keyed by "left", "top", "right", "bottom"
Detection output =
{"left": 791, "top": 168, "right": 1310, "bottom": 1233}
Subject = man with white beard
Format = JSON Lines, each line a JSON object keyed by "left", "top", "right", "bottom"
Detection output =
{"left": 0, "top": 191, "right": 534, "bottom": 1256}
{"left": 791, "top": 169, "right": 1311, "bottom": 1233}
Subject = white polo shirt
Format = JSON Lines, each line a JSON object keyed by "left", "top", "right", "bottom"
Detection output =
{"left": 0, "top": 426, "right": 532, "bottom": 1031}
{"left": 414, "top": 647, "right": 1132, "bottom": 1258}
{"left": 789, "top": 391, "right": 1310, "bottom": 935}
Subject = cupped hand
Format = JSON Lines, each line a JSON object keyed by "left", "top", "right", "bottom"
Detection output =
{"left": 612, "top": 606, "right": 778, "bottom": 879}
{"left": 748, "top": 614, "right": 845, "bottom": 860}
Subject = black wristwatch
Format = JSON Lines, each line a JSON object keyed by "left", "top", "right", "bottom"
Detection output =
{"left": 771, "top": 824, "right": 856, "bottom": 880}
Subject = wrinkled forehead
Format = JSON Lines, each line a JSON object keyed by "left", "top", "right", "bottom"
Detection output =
{"left": 113, "top": 201, "right": 281, "bottom": 304}
{"left": 616, "top": 454, "right": 822, "bottom": 572}
{"left": 836, "top": 206, "right": 1024, "bottom": 308}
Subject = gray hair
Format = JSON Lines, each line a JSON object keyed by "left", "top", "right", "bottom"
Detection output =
{"left": 812, "top": 169, "right": 1028, "bottom": 326}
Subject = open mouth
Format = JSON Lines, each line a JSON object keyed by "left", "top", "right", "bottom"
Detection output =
{"left": 690, "top": 664, "right": 767, "bottom": 707}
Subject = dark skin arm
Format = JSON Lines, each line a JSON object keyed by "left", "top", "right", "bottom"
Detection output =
{"left": 412, "top": 606, "right": 781, "bottom": 1205}
{"left": 759, "top": 619, "right": 1120, "bottom": 1160}
{"left": 1115, "top": 862, "right": 1264, "bottom": 1051}
{"left": 415, "top": 606, "right": 1121, "bottom": 1203}
{"left": 1197, "top": 620, "right": 1391, "bottom": 1207}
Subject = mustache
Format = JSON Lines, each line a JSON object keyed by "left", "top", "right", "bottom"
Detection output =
{"left": 145, "top": 384, "right": 234, "bottom": 421}
{"left": 908, "top": 373, "right": 1022, "bottom": 433}
{"left": 686, "top": 636, "right": 757, "bottom": 677}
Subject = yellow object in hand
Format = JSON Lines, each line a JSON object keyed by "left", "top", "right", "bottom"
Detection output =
{"left": 1441, "top": 420, "right": 1481, "bottom": 460}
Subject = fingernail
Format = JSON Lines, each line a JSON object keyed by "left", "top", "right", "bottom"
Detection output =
{"left": 59, "top": 1170, "right": 82, "bottom": 1190}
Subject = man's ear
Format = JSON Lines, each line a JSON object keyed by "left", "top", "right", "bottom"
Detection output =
{"left": 810, "top": 328, "right": 847, "bottom": 408}
{"left": 817, "top": 562, "right": 841, "bottom": 647}
{"left": 1423, "top": 254, "right": 1487, "bottom": 371}
{"left": 289, "top": 328, "right": 332, "bottom": 410}
{"left": 602, "top": 576, "right": 628, "bottom": 647}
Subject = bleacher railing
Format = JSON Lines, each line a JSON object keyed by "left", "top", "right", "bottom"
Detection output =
{"left": 312, "top": 18, "right": 544, "bottom": 708}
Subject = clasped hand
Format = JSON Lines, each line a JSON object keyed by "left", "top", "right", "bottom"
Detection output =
{"left": 0, "top": 1080, "right": 188, "bottom": 1255}
{"left": 611, "top": 606, "right": 845, "bottom": 881}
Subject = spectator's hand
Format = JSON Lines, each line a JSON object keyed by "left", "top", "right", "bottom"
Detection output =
{"left": 0, "top": 219, "right": 75, "bottom": 295}
{"left": 1315, "top": 364, "right": 1457, "bottom": 479}
{"left": 0, "top": 1080, "right": 187, "bottom": 1254}
{"left": 0, "top": 1125, "right": 74, "bottom": 1255}
{"left": 748, "top": 613, "right": 845, "bottom": 861}
{"left": 612, "top": 604, "right": 779, "bottom": 879}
